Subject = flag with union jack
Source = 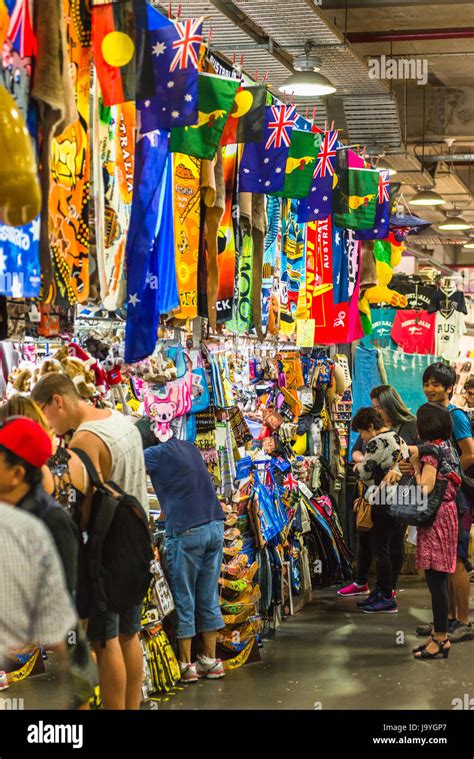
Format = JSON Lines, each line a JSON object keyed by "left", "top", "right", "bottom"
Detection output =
{"left": 140, "top": 16, "right": 203, "bottom": 133}
{"left": 239, "top": 104, "right": 297, "bottom": 193}
{"left": 354, "top": 170, "right": 391, "bottom": 240}
{"left": 297, "top": 130, "right": 338, "bottom": 223}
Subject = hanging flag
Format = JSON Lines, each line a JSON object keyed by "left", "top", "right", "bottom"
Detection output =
{"left": 92, "top": 0, "right": 154, "bottom": 107}
{"left": 220, "top": 85, "right": 266, "bottom": 146}
{"left": 48, "top": 0, "right": 91, "bottom": 305}
{"left": 297, "top": 130, "right": 338, "bottom": 223}
{"left": 125, "top": 131, "right": 178, "bottom": 363}
{"left": 228, "top": 234, "right": 253, "bottom": 334}
{"left": 172, "top": 153, "right": 201, "bottom": 321}
{"left": 261, "top": 196, "right": 281, "bottom": 334}
{"left": 306, "top": 217, "right": 334, "bottom": 335}
{"left": 239, "top": 104, "right": 297, "bottom": 194}
{"left": 170, "top": 73, "right": 240, "bottom": 160}
{"left": 333, "top": 161, "right": 379, "bottom": 231}
{"left": 215, "top": 144, "right": 239, "bottom": 322}
{"left": 140, "top": 16, "right": 202, "bottom": 133}
{"left": 354, "top": 170, "right": 391, "bottom": 241}
{"left": 331, "top": 224, "right": 349, "bottom": 306}
{"left": 281, "top": 130, "right": 321, "bottom": 199}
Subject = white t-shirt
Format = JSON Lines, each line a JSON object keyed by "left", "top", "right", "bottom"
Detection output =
{"left": 435, "top": 308, "right": 467, "bottom": 362}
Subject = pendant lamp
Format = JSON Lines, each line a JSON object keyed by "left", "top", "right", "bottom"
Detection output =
{"left": 279, "top": 41, "right": 336, "bottom": 98}
{"left": 438, "top": 214, "right": 471, "bottom": 231}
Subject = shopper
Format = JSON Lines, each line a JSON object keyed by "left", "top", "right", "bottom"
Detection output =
{"left": 32, "top": 373, "right": 148, "bottom": 710}
{"left": 0, "top": 497, "right": 77, "bottom": 666}
{"left": 411, "top": 404, "right": 462, "bottom": 660}
{"left": 350, "top": 407, "right": 408, "bottom": 613}
{"left": 421, "top": 363, "right": 473, "bottom": 642}
{"left": 339, "top": 386, "right": 417, "bottom": 599}
{"left": 0, "top": 416, "right": 79, "bottom": 597}
{"left": 144, "top": 435, "right": 226, "bottom": 682}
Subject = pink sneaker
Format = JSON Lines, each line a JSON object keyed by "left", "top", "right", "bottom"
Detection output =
{"left": 179, "top": 663, "right": 198, "bottom": 683}
{"left": 337, "top": 582, "right": 370, "bottom": 597}
{"left": 196, "top": 657, "right": 225, "bottom": 679}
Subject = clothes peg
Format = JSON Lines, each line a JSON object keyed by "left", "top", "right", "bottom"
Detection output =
{"left": 177, "top": 3, "right": 181, "bottom": 17}
{"left": 168, "top": 3, "right": 171, "bottom": 19}
{"left": 232, "top": 51, "right": 236, "bottom": 64}
{"left": 289, "top": 92, "right": 294, "bottom": 104}
{"left": 330, "top": 120, "right": 335, "bottom": 131}
{"left": 255, "top": 69, "right": 259, "bottom": 81}
{"left": 208, "top": 28, "right": 213, "bottom": 45}
{"left": 240, "top": 53, "right": 244, "bottom": 66}
{"left": 262, "top": 71, "right": 268, "bottom": 84}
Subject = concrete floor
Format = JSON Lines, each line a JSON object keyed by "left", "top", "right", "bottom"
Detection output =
{"left": 5, "top": 577, "right": 473, "bottom": 710}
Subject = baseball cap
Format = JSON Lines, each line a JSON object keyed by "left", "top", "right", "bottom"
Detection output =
{"left": 0, "top": 416, "right": 52, "bottom": 468}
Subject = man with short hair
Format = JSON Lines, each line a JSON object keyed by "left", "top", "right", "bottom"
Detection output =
{"left": 32, "top": 373, "right": 148, "bottom": 710}
{"left": 422, "top": 362, "right": 474, "bottom": 642}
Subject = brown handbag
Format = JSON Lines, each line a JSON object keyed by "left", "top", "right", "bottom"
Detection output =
{"left": 353, "top": 480, "right": 373, "bottom": 531}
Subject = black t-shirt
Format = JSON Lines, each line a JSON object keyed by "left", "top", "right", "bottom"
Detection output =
{"left": 388, "top": 281, "right": 436, "bottom": 310}
{"left": 427, "top": 289, "right": 468, "bottom": 315}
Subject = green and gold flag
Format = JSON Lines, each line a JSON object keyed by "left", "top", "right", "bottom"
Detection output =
{"left": 281, "top": 130, "right": 321, "bottom": 199}
{"left": 170, "top": 73, "right": 240, "bottom": 160}
{"left": 333, "top": 165, "right": 379, "bottom": 230}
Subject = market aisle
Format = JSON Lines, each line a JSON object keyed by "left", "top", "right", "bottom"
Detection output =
{"left": 156, "top": 578, "right": 474, "bottom": 711}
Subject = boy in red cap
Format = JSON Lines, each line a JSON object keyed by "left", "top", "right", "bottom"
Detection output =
{"left": 0, "top": 416, "right": 79, "bottom": 597}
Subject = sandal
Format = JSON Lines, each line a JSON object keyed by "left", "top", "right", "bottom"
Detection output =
{"left": 412, "top": 635, "right": 432, "bottom": 654}
{"left": 414, "top": 638, "right": 450, "bottom": 660}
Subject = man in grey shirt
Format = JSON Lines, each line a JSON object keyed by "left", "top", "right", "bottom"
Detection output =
{"left": 0, "top": 503, "right": 77, "bottom": 665}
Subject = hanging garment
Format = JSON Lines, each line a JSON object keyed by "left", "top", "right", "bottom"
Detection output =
{"left": 360, "top": 308, "right": 397, "bottom": 350}
{"left": 239, "top": 104, "right": 297, "bottom": 194}
{"left": 220, "top": 85, "right": 266, "bottom": 146}
{"left": 354, "top": 170, "right": 391, "bottom": 241}
{"left": 350, "top": 344, "right": 383, "bottom": 454}
{"left": 391, "top": 309, "right": 436, "bottom": 355}
{"left": 380, "top": 347, "right": 440, "bottom": 416}
{"left": 428, "top": 288, "right": 468, "bottom": 315}
{"left": 306, "top": 216, "right": 334, "bottom": 339}
{"left": 48, "top": 0, "right": 91, "bottom": 305}
{"left": 124, "top": 132, "right": 178, "bottom": 363}
{"left": 435, "top": 308, "right": 466, "bottom": 362}
{"left": 261, "top": 196, "right": 280, "bottom": 335}
{"left": 140, "top": 16, "right": 202, "bottom": 133}
{"left": 297, "top": 130, "right": 338, "bottom": 223}
{"left": 91, "top": 0, "right": 154, "bottom": 107}
{"left": 279, "top": 199, "right": 306, "bottom": 336}
{"left": 172, "top": 153, "right": 201, "bottom": 321}
{"left": 170, "top": 73, "right": 240, "bottom": 160}
{"left": 92, "top": 90, "right": 135, "bottom": 311}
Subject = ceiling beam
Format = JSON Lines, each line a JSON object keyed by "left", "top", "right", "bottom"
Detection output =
{"left": 318, "top": 0, "right": 473, "bottom": 7}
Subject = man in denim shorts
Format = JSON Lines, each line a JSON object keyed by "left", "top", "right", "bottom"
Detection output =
{"left": 145, "top": 436, "right": 225, "bottom": 682}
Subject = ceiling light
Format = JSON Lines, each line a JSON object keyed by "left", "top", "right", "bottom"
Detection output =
{"left": 376, "top": 158, "right": 397, "bottom": 176}
{"left": 410, "top": 189, "right": 446, "bottom": 206}
{"left": 279, "top": 44, "right": 336, "bottom": 97}
{"left": 438, "top": 215, "right": 471, "bottom": 231}
{"left": 463, "top": 240, "right": 474, "bottom": 249}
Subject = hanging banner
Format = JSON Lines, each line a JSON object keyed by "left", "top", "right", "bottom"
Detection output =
{"left": 220, "top": 85, "right": 266, "bottom": 146}
{"left": 261, "top": 196, "right": 280, "bottom": 334}
{"left": 228, "top": 233, "right": 253, "bottom": 334}
{"left": 297, "top": 130, "right": 338, "bottom": 223}
{"left": 172, "top": 152, "right": 201, "bottom": 321}
{"left": 48, "top": 0, "right": 91, "bottom": 305}
{"left": 0, "top": 220, "right": 41, "bottom": 297}
{"left": 239, "top": 104, "right": 297, "bottom": 194}
{"left": 281, "top": 130, "right": 321, "bottom": 199}
{"left": 279, "top": 199, "right": 306, "bottom": 336}
{"left": 306, "top": 217, "right": 333, "bottom": 332}
{"left": 216, "top": 144, "right": 238, "bottom": 323}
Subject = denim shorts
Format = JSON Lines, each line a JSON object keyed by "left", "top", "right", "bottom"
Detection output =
{"left": 86, "top": 602, "right": 142, "bottom": 643}
{"left": 165, "top": 519, "right": 225, "bottom": 639}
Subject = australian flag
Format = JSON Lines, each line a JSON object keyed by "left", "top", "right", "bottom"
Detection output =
{"left": 239, "top": 104, "right": 297, "bottom": 193}
{"left": 139, "top": 16, "right": 203, "bottom": 134}
{"left": 297, "top": 130, "right": 338, "bottom": 223}
{"left": 354, "top": 170, "right": 391, "bottom": 240}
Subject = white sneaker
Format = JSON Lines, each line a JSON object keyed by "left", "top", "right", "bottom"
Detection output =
{"left": 196, "top": 656, "right": 225, "bottom": 679}
{"left": 179, "top": 662, "right": 198, "bottom": 683}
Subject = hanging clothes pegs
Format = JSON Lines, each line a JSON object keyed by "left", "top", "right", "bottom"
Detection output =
{"left": 262, "top": 71, "right": 268, "bottom": 84}
{"left": 176, "top": 3, "right": 181, "bottom": 17}
{"left": 240, "top": 53, "right": 244, "bottom": 66}
{"left": 255, "top": 69, "right": 259, "bottom": 81}
{"left": 168, "top": 2, "right": 172, "bottom": 19}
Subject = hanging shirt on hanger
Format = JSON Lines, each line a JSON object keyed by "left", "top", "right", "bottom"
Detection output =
{"left": 360, "top": 308, "right": 397, "bottom": 350}
{"left": 387, "top": 279, "right": 436, "bottom": 310}
{"left": 428, "top": 288, "right": 468, "bottom": 315}
{"left": 390, "top": 309, "right": 436, "bottom": 355}
{"left": 435, "top": 307, "right": 467, "bottom": 363}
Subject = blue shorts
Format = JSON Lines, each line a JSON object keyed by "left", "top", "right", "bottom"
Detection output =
{"left": 165, "top": 520, "right": 225, "bottom": 639}
{"left": 86, "top": 603, "right": 142, "bottom": 643}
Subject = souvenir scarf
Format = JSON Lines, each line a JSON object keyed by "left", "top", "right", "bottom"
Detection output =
{"left": 48, "top": 0, "right": 91, "bottom": 305}
{"left": 228, "top": 233, "right": 253, "bottom": 334}
{"left": 215, "top": 144, "right": 238, "bottom": 323}
{"left": 279, "top": 199, "right": 306, "bottom": 336}
{"left": 261, "top": 196, "right": 280, "bottom": 335}
{"left": 172, "top": 152, "right": 201, "bottom": 321}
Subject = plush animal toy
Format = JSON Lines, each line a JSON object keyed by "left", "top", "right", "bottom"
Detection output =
{"left": 145, "top": 398, "right": 177, "bottom": 443}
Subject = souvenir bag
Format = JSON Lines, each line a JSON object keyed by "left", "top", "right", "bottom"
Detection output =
{"left": 149, "top": 556, "right": 175, "bottom": 621}
{"left": 186, "top": 352, "right": 210, "bottom": 441}
{"left": 162, "top": 342, "right": 187, "bottom": 378}
{"left": 388, "top": 445, "right": 449, "bottom": 527}
{"left": 353, "top": 480, "right": 373, "bottom": 531}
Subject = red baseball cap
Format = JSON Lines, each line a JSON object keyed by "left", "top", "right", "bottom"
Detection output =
{"left": 0, "top": 417, "right": 53, "bottom": 468}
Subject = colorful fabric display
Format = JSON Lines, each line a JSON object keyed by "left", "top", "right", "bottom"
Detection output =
{"left": 220, "top": 85, "right": 266, "bottom": 146}
{"left": 170, "top": 73, "right": 240, "bottom": 160}
{"left": 125, "top": 131, "right": 178, "bottom": 364}
{"left": 354, "top": 170, "right": 391, "bottom": 240}
{"left": 297, "top": 130, "right": 338, "bottom": 223}
{"left": 331, "top": 224, "right": 349, "bottom": 305}
{"left": 279, "top": 199, "right": 307, "bottom": 336}
{"left": 360, "top": 308, "right": 397, "bottom": 350}
{"left": 239, "top": 104, "right": 297, "bottom": 194}
{"left": 228, "top": 233, "right": 253, "bottom": 334}
{"left": 92, "top": 0, "right": 154, "bottom": 107}
{"left": 390, "top": 309, "right": 436, "bottom": 354}
{"left": 172, "top": 153, "right": 200, "bottom": 321}
{"left": 140, "top": 16, "right": 202, "bottom": 132}
{"left": 281, "top": 130, "right": 321, "bottom": 199}
{"left": 306, "top": 217, "right": 334, "bottom": 333}
{"left": 92, "top": 94, "right": 135, "bottom": 311}
{"left": 0, "top": 220, "right": 41, "bottom": 297}
{"left": 261, "top": 196, "right": 281, "bottom": 335}
{"left": 333, "top": 159, "right": 379, "bottom": 231}
{"left": 48, "top": 0, "right": 91, "bottom": 304}
{"left": 216, "top": 144, "right": 239, "bottom": 323}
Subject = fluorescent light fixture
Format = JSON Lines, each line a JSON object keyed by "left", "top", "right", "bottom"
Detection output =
{"left": 438, "top": 215, "right": 471, "bottom": 231}
{"left": 279, "top": 51, "right": 336, "bottom": 98}
{"left": 410, "top": 189, "right": 445, "bottom": 206}
{"left": 462, "top": 240, "right": 474, "bottom": 249}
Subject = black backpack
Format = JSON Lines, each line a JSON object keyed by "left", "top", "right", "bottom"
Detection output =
{"left": 448, "top": 408, "right": 474, "bottom": 503}
{"left": 72, "top": 448, "right": 153, "bottom": 615}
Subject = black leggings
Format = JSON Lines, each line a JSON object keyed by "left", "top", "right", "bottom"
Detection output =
{"left": 355, "top": 516, "right": 405, "bottom": 594}
{"left": 425, "top": 569, "right": 449, "bottom": 634}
